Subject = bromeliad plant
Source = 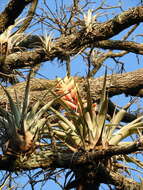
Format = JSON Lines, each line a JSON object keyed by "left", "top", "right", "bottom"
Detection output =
{"left": 0, "top": 73, "right": 54, "bottom": 155}
{"left": 47, "top": 76, "right": 108, "bottom": 152}
{"left": 0, "top": 18, "right": 29, "bottom": 56}
{"left": 45, "top": 76, "right": 143, "bottom": 178}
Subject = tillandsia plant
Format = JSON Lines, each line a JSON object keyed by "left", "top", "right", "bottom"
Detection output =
{"left": 45, "top": 76, "right": 143, "bottom": 179}
{"left": 39, "top": 32, "right": 53, "bottom": 54}
{"left": 0, "top": 72, "right": 54, "bottom": 155}
{"left": 83, "top": 9, "right": 99, "bottom": 33}
{"left": 46, "top": 76, "right": 108, "bottom": 152}
{"left": 0, "top": 18, "right": 29, "bottom": 56}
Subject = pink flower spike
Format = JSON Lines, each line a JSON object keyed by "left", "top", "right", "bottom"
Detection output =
{"left": 63, "top": 100, "right": 78, "bottom": 110}
{"left": 64, "top": 93, "right": 74, "bottom": 102}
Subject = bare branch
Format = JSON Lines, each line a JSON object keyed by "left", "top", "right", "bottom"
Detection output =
{"left": 93, "top": 40, "right": 143, "bottom": 54}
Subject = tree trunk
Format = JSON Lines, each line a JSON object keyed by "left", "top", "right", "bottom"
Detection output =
{"left": 76, "top": 179, "right": 100, "bottom": 190}
{"left": 73, "top": 163, "right": 101, "bottom": 190}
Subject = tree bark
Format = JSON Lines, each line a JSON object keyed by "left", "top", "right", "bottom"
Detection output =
{"left": 0, "top": 0, "right": 33, "bottom": 34}
{"left": 0, "top": 68, "right": 143, "bottom": 105}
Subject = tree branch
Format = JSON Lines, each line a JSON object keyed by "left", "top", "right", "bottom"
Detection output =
{"left": 0, "top": 137, "right": 143, "bottom": 190}
{"left": 1, "top": 68, "right": 143, "bottom": 101}
{"left": 89, "top": 6, "right": 143, "bottom": 41}
{"left": 0, "top": 139, "right": 142, "bottom": 170}
{"left": 5, "top": 39, "right": 143, "bottom": 70}
{"left": 107, "top": 171, "right": 141, "bottom": 190}
{"left": 0, "top": 0, "right": 34, "bottom": 34}
{"left": 93, "top": 40, "right": 143, "bottom": 54}
{"left": 0, "top": 69, "right": 142, "bottom": 124}
{"left": 3, "top": 6, "right": 143, "bottom": 69}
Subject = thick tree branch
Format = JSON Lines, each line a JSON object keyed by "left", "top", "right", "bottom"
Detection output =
{"left": 0, "top": 69, "right": 142, "bottom": 124}
{"left": 88, "top": 6, "right": 143, "bottom": 41}
{"left": 0, "top": 0, "right": 34, "bottom": 34}
{"left": 0, "top": 68, "right": 143, "bottom": 102}
{"left": 94, "top": 40, "right": 143, "bottom": 54}
{"left": 67, "top": 164, "right": 140, "bottom": 190}
{"left": 0, "top": 139, "right": 142, "bottom": 169}
{"left": 107, "top": 171, "right": 141, "bottom": 190}
{"left": 56, "top": 5, "right": 143, "bottom": 50}
{"left": 4, "top": 49, "right": 46, "bottom": 69}
{"left": 0, "top": 137, "right": 142, "bottom": 190}
{"left": 3, "top": 6, "right": 143, "bottom": 69}
{"left": 5, "top": 40, "right": 143, "bottom": 70}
